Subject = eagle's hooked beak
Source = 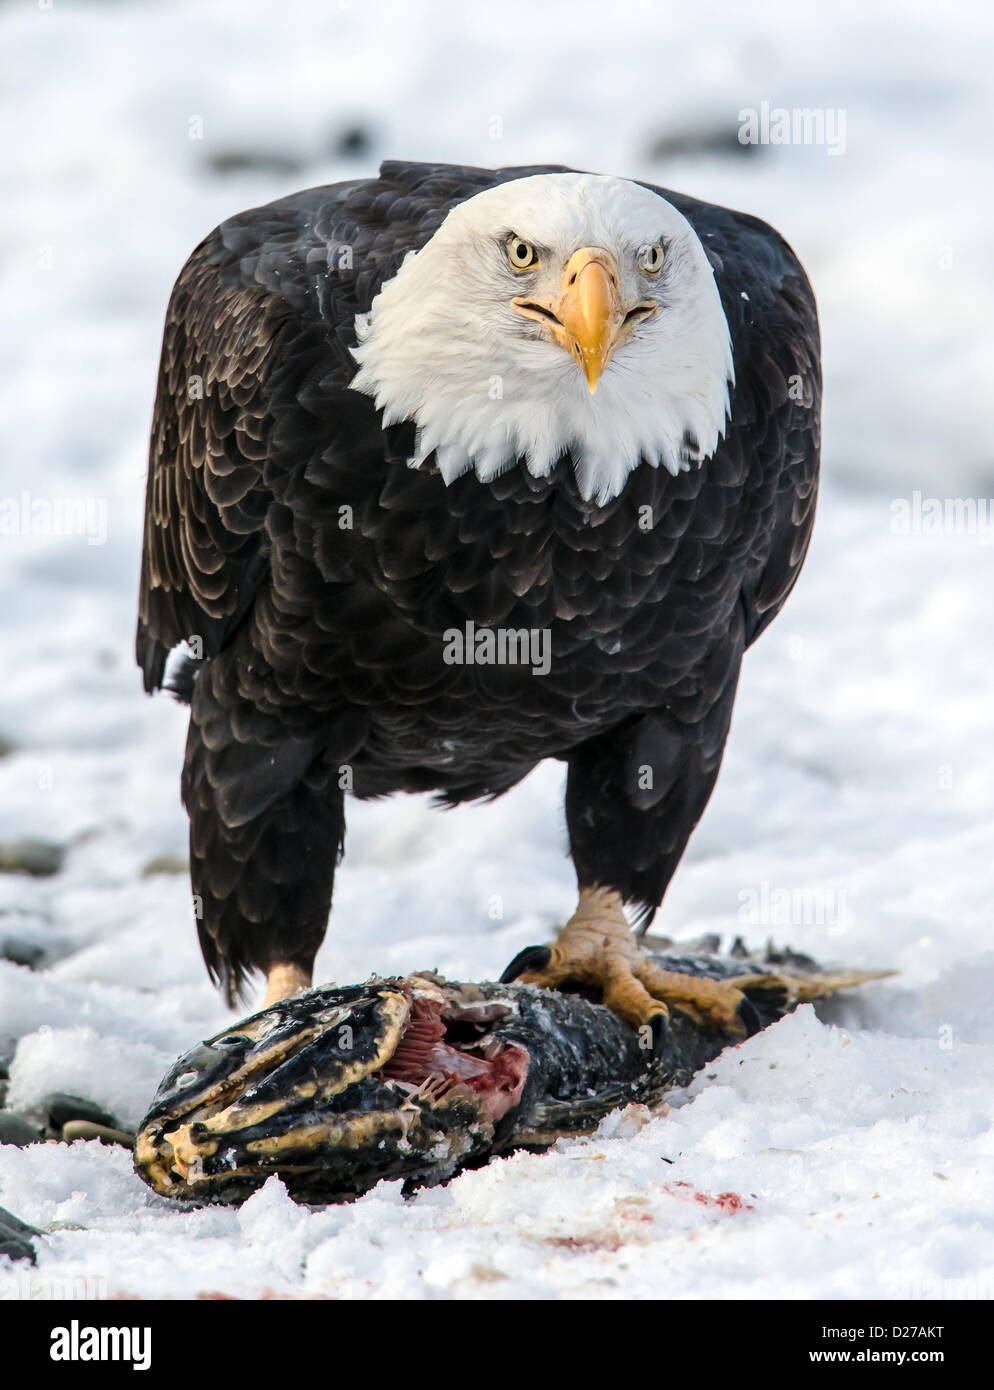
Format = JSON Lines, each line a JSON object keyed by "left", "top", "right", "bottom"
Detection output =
{"left": 512, "top": 248, "right": 656, "bottom": 393}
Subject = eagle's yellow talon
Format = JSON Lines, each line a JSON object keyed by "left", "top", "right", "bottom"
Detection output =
{"left": 635, "top": 958, "right": 746, "bottom": 1030}
{"left": 501, "top": 885, "right": 752, "bottom": 1037}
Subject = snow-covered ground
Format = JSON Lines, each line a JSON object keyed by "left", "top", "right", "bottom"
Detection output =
{"left": 1, "top": 0, "right": 992, "bottom": 1299}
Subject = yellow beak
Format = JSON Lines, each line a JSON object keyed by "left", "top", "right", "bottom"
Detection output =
{"left": 555, "top": 249, "right": 623, "bottom": 392}
{"left": 512, "top": 248, "right": 655, "bottom": 394}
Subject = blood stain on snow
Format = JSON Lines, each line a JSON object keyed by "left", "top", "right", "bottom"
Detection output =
{"left": 662, "top": 1180, "right": 754, "bottom": 1213}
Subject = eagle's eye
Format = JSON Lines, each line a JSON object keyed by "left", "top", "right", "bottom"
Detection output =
{"left": 637, "top": 241, "right": 664, "bottom": 275}
{"left": 506, "top": 235, "right": 539, "bottom": 271}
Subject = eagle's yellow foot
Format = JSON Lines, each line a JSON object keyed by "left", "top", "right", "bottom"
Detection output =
{"left": 263, "top": 962, "right": 313, "bottom": 1007}
{"left": 500, "top": 887, "right": 760, "bottom": 1056}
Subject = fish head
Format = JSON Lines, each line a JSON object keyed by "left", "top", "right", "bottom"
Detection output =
{"left": 135, "top": 975, "right": 530, "bottom": 1203}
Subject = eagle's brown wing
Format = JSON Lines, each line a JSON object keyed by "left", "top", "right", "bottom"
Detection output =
{"left": 654, "top": 186, "right": 821, "bottom": 648}
{"left": 137, "top": 243, "right": 287, "bottom": 693}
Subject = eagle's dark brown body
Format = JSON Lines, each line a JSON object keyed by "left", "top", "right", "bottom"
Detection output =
{"left": 137, "top": 161, "right": 820, "bottom": 1000}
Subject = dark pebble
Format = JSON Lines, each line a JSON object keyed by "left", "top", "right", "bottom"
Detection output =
{"left": 646, "top": 125, "right": 762, "bottom": 162}
{"left": 0, "top": 936, "right": 47, "bottom": 970}
{"left": 61, "top": 1120, "right": 135, "bottom": 1148}
{"left": 0, "top": 1111, "right": 44, "bottom": 1146}
{"left": 0, "top": 1205, "right": 44, "bottom": 1264}
{"left": 205, "top": 148, "right": 304, "bottom": 177}
{"left": 140, "top": 853, "right": 188, "bottom": 877}
{"left": 332, "top": 124, "right": 373, "bottom": 158}
{"left": 0, "top": 838, "right": 66, "bottom": 877}
{"left": 44, "top": 1093, "right": 118, "bottom": 1133}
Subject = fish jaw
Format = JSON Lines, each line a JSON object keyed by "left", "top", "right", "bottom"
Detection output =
{"left": 135, "top": 976, "right": 531, "bottom": 1203}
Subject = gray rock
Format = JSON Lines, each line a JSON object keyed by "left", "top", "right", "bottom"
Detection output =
{"left": 0, "top": 1111, "right": 43, "bottom": 1146}
{"left": 331, "top": 123, "right": 374, "bottom": 159}
{"left": 0, "top": 1205, "right": 43, "bottom": 1263}
{"left": 0, "top": 936, "right": 47, "bottom": 970}
{"left": 646, "top": 124, "right": 763, "bottom": 162}
{"left": 45, "top": 1092, "right": 118, "bottom": 1133}
{"left": 206, "top": 147, "right": 304, "bottom": 177}
{"left": 0, "top": 838, "right": 65, "bottom": 877}
{"left": 140, "top": 853, "right": 188, "bottom": 877}
{"left": 61, "top": 1120, "right": 135, "bottom": 1148}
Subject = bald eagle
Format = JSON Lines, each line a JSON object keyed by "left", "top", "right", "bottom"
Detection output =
{"left": 138, "top": 161, "right": 819, "bottom": 1040}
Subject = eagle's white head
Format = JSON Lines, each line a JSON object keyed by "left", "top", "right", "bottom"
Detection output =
{"left": 349, "top": 173, "right": 734, "bottom": 504}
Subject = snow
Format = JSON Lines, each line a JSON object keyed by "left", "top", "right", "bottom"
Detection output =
{"left": 1, "top": 0, "right": 992, "bottom": 1299}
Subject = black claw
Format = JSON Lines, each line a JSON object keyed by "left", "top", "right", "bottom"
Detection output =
{"left": 736, "top": 996, "right": 762, "bottom": 1037}
{"left": 649, "top": 1012, "right": 669, "bottom": 1060}
{"left": 499, "top": 945, "right": 552, "bottom": 984}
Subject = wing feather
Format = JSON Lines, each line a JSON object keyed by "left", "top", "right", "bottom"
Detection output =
{"left": 137, "top": 244, "right": 291, "bottom": 692}
{"left": 651, "top": 187, "right": 821, "bottom": 646}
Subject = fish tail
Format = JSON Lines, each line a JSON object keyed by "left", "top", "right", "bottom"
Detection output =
{"left": 728, "top": 967, "right": 896, "bottom": 1013}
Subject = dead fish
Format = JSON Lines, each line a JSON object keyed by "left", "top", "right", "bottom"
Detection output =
{"left": 135, "top": 940, "right": 890, "bottom": 1205}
